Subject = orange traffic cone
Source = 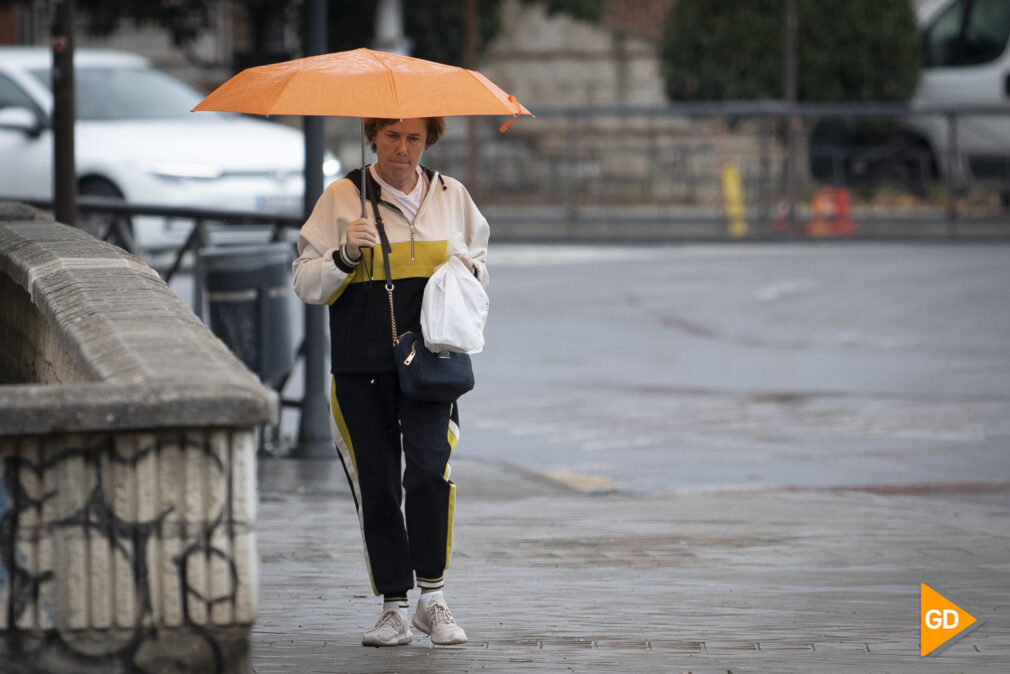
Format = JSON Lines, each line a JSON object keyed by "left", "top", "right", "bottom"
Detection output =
{"left": 808, "top": 187, "right": 835, "bottom": 237}
{"left": 831, "top": 187, "right": 856, "bottom": 235}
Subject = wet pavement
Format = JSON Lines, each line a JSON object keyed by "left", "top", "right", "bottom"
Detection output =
{"left": 251, "top": 457, "right": 1010, "bottom": 673}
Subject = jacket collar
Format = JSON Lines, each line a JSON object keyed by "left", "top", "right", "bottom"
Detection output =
{"left": 344, "top": 165, "right": 446, "bottom": 202}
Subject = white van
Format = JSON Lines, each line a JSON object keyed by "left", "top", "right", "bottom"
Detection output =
{"left": 909, "top": 0, "right": 1010, "bottom": 188}
{"left": 810, "top": 0, "right": 1010, "bottom": 194}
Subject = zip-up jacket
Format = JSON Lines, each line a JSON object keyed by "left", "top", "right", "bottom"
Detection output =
{"left": 292, "top": 166, "right": 490, "bottom": 373}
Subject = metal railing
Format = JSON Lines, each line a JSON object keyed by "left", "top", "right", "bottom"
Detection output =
{"left": 427, "top": 101, "right": 1010, "bottom": 238}
{"left": 5, "top": 197, "right": 307, "bottom": 427}
{"left": 11, "top": 196, "right": 303, "bottom": 276}
{"left": 10, "top": 101, "right": 1010, "bottom": 246}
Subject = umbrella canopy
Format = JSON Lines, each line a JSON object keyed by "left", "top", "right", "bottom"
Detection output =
{"left": 194, "top": 48, "right": 531, "bottom": 217}
{"left": 192, "top": 47, "right": 531, "bottom": 123}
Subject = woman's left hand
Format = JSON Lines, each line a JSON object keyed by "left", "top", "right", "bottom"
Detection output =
{"left": 454, "top": 253, "right": 474, "bottom": 273}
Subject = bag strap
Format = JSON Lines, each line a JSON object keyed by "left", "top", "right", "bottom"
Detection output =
{"left": 364, "top": 171, "right": 399, "bottom": 346}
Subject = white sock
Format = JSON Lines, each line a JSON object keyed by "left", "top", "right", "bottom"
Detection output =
{"left": 418, "top": 590, "right": 443, "bottom": 608}
{"left": 384, "top": 599, "right": 408, "bottom": 617}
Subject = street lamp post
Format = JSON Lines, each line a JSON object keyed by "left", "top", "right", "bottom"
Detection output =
{"left": 293, "top": 0, "right": 334, "bottom": 458}
{"left": 51, "top": 0, "right": 76, "bottom": 227}
{"left": 783, "top": 0, "right": 799, "bottom": 235}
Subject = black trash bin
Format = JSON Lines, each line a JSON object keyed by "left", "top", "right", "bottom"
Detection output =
{"left": 197, "top": 243, "right": 294, "bottom": 388}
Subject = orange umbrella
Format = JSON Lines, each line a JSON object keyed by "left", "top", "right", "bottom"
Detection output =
{"left": 193, "top": 47, "right": 531, "bottom": 127}
{"left": 193, "top": 48, "right": 531, "bottom": 214}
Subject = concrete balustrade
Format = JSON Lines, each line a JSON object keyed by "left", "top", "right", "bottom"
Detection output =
{"left": 0, "top": 203, "right": 277, "bottom": 673}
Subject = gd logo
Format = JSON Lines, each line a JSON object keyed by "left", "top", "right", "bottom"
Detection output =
{"left": 920, "top": 584, "right": 980, "bottom": 657}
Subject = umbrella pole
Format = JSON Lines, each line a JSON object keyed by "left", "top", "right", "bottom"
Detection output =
{"left": 360, "top": 118, "right": 367, "bottom": 217}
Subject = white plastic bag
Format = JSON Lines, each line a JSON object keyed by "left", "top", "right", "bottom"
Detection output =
{"left": 421, "top": 256, "right": 489, "bottom": 354}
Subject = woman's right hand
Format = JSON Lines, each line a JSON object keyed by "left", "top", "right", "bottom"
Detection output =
{"left": 344, "top": 217, "right": 379, "bottom": 261}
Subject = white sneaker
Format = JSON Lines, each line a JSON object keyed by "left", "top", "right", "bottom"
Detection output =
{"left": 412, "top": 596, "right": 468, "bottom": 645}
{"left": 362, "top": 609, "right": 413, "bottom": 647}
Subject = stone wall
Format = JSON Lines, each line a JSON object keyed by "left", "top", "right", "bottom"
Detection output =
{"left": 0, "top": 204, "right": 276, "bottom": 673}
{"left": 484, "top": 0, "right": 669, "bottom": 107}
{"left": 0, "top": 429, "right": 257, "bottom": 672}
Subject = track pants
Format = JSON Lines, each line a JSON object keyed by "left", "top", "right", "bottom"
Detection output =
{"left": 329, "top": 372, "right": 459, "bottom": 596}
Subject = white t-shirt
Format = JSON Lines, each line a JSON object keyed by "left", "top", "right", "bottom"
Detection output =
{"left": 370, "top": 164, "right": 425, "bottom": 224}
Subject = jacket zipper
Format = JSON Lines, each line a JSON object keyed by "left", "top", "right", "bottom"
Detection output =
{"left": 377, "top": 171, "right": 433, "bottom": 262}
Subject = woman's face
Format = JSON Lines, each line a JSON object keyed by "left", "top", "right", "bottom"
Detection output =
{"left": 373, "top": 118, "right": 427, "bottom": 192}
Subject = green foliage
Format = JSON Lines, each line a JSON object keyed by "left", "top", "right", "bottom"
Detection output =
{"left": 520, "top": 0, "right": 602, "bottom": 22}
{"left": 408, "top": 1, "right": 504, "bottom": 66}
{"left": 2, "top": 0, "right": 599, "bottom": 72}
{"left": 75, "top": 0, "right": 214, "bottom": 45}
{"left": 324, "top": 2, "right": 376, "bottom": 54}
{"left": 0, "top": 0, "right": 507, "bottom": 70}
{"left": 661, "top": 0, "right": 922, "bottom": 102}
{"left": 0, "top": 0, "right": 214, "bottom": 46}
{"left": 328, "top": 1, "right": 503, "bottom": 67}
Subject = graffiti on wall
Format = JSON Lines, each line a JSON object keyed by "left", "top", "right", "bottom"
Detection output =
{"left": 0, "top": 432, "right": 251, "bottom": 674}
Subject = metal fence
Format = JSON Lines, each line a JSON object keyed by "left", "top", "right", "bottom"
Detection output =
{"left": 9, "top": 102, "right": 1010, "bottom": 246}
{"left": 9, "top": 195, "right": 301, "bottom": 274}
{"left": 426, "top": 102, "right": 1010, "bottom": 239}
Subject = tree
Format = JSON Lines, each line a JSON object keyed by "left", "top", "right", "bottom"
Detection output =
{"left": 73, "top": 0, "right": 599, "bottom": 70}
{"left": 524, "top": 0, "right": 602, "bottom": 23}
{"left": 661, "top": 0, "right": 922, "bottom": 103}
{"left": 0, "top": 0, "right": 603, "bottom": 72}
{"left": 0, "top": 0, "right": 255, "bottom": 68}
{"left": 326, "top": 1, "right": 504, "bottom": 67}
{"left": 326, "top": 1, "right": 603, "bottom": 68}
{"left": 74, "top": 0, "right": 212, "bottom": 46}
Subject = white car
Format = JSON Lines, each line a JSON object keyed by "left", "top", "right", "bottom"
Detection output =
{"left": 0, "top": 47, "right": 339, "bottom": 250}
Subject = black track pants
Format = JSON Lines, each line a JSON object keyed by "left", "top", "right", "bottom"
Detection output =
{"left": 329, "top": 372, "right": 459, "bottom": 596}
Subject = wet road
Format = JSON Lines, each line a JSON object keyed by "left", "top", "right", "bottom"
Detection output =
{"left": 171, "top": 240, "right": 1010, "bottom": 496}
{"left": 461, "top": 241, "right": 1010, "bottom": 496}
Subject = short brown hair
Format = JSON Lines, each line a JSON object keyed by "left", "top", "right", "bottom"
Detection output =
{"left": 363, "top": 117, "right": 446, "bottom": 152}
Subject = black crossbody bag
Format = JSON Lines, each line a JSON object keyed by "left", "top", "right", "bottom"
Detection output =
{"left": 366, "top": 178, "right": 474, "bottom": 403}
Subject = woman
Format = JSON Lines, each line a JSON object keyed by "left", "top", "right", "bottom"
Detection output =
{"left": 292, "top": 116, "right": 489, "bottom": 647}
